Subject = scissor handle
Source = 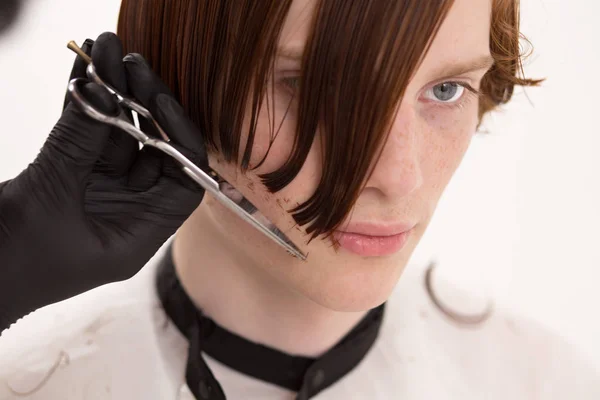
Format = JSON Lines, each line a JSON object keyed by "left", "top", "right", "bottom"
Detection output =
{"left": 67, "top": 78, "right": 150, "bottom": 143}
{"left": 67, "top": 77, "right": 220, "bottom": 194}
{"left": 85, "top": 63, "right": 171, "bottom": 142}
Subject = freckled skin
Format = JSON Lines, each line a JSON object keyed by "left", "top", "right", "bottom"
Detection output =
{"left": 182, "top": 0, "right": 493, "bottom": 313}
{"left": 276, "top": 198, "right": 285, "bottom": 210}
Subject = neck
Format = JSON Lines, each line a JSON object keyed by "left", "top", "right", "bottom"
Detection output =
{"left": 172, "top": 204, "right": 367, "bottom": 358}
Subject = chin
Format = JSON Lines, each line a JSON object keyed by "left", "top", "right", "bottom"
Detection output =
{"left": 299, "top": 255, "right": 408, "bottom": 313}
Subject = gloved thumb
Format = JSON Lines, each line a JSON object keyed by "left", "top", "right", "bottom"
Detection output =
{"left": 37, "top": 82, "right": 119, "bottom": 178}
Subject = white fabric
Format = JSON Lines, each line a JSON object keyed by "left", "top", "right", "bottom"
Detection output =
{"left": 1, "top": 247, "right": 598, "bottom": 399}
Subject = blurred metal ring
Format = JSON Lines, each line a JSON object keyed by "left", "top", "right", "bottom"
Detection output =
{"left": 7, "top": 351, "right": 70, "bottom": 396}
{"left": 424, "top": 261, "right": 494, "bottom": 326}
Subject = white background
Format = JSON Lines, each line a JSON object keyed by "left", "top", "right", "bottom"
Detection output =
{"left": 1, "top": 0, "right": 599, "bottom": 370}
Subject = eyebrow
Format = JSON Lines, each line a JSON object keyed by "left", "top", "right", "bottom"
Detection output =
{"left": 430, "top": 55, "right": 495, "bottom": 80}
{"left": 277, "top": 47, "right": 495, "bottom": 81}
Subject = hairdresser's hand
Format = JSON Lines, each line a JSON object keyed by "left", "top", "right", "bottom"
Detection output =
{"left": 0, "top": 32, "right": 207, "bottom": 330}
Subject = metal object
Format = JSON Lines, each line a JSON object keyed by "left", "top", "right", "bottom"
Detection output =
{"left": 424, "top": 261, "right": 493, "bottom": 326}
{"left": 66, "top": 41, "right": 306, "bottom": 261}
{"left": 7, "top": 351, "right": 70, "bottom": 396}
{"left": 67, "top": 41, "right": 171, "bottom": 142}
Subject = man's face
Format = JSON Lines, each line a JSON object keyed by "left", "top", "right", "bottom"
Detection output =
{"left": 203, "top": 0, "right": 494, "bottom": 312}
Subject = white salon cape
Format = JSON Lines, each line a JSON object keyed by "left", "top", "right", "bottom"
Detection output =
{"left": 0, "top": 245, "right": 598, "bottom": 399}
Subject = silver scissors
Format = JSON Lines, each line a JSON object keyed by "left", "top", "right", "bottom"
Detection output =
{"left": 66, "top": 41, "right": 306, "bottom": 261}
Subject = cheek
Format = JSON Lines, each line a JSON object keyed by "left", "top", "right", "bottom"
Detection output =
{"left": 421, "top": 105, "right": 478, "bottom": 190}
{"left": 209, "top": 96, "right": 323, "bottom": 230}
{"left": 241, "top": 90, "right": 299, "bottom": 172}
{"left": 250, "top": 119, "right": 322, "bottom": 210}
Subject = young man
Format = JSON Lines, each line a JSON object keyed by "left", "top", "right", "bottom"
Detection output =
{"left": 1, "top": 0, "right": 598, "bottom": 399}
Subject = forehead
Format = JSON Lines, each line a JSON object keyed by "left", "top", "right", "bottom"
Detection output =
{"left": 279, "top": 0, "right": 317, "bottom": 47}
{"left": 278, "top": 0, "right": 492, "bottom": 68}
{"left": 422, "top": 0, "right": 493, "bottom": 70}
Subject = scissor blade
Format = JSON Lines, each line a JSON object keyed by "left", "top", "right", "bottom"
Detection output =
{"left": 174, "top": 162, "right": 306, "bottom": 260}
{"left": 150, "top": 139, "right": 306, "bottom": 260}
{"left": 216, "top": 181, "right": 306, "bottom": 258}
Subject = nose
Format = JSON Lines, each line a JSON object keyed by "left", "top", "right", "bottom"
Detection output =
{"left": 363, "top": 104, "right": 423, "bottom": 199}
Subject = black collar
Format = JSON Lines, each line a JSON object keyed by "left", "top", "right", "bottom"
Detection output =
{"left": 156, "top": 245, "right": 386, "bottom": 400}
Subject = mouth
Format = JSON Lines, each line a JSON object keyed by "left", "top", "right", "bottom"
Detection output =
{"left": 333, "top": 222, "right": 416, "bottom": 257}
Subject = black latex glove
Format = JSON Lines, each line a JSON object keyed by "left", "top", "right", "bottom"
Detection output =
{"left": 0, "top": 32, "right": 207, "bottom": 331}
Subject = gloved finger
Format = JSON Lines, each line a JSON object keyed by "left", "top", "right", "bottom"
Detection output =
{"left": 78, "top": 82, "right": 120, "bottom": 116}
{"left": 159, "top": 144, "right": 207, "bottom": 193}
{"left": 138, "top": 113, "right": 162, "bottom": 145}
{"left": 124, "top": 55, "right": 208, "bottom": 166}
{"left": 154, "top": 95, "right": 208, "bottom": 192}
{"left": 124, "top": 54, "right": 208, "bottom": 192}
{"left": 127, "top": 146, "right": 163, "bottom": 191}
{"left": 123, "top": 53, "right": 173, "bottom": 104}
{"left": 128, "top": 139, "right": 205, "bottom": 195}
{"left": 122, "top": 53, "right": 175, "bottom": 141}
{"left": 63, "top": 39, "right": 94, "bottom": 110}
{"left": 94, "top": 131, "right": 140, "bottom": 177}
{"left": 92, "top": 32, "right": 128, "bottom": 94}
{"left": 43, "top": 82, "right": 118, "bottom": 177}
{"left": 154, "top": 93, "right": 208, "bottom": 167}
{"left": 92, "top": 32, "right": 139, "bottom": 177}
{"left": 122, "top": 177, "right": 206, "bottom": 253}
{"left": 127, "top": 122, "right": 205, "bottom": 193}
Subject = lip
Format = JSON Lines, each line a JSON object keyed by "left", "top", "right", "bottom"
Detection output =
{"left": 339, "top": 222, "right": 416, "bottom": 237}
{"left": 334, "top": 222, "right": 416, "bottom": 257}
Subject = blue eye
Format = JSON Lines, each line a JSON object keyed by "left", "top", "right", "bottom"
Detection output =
{"left": 424, "top": 82, "right": 465, "bottom": 103}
